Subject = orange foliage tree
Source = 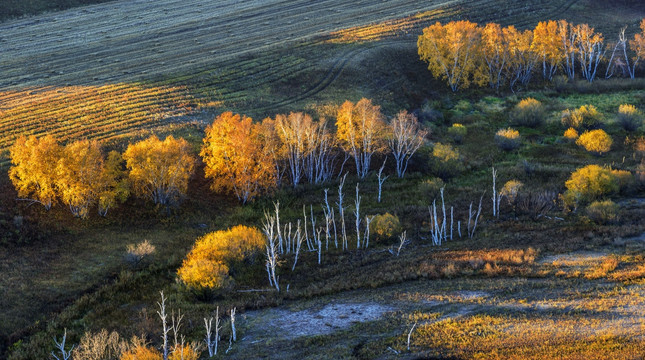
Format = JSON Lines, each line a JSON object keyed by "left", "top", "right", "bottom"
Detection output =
{"left": 9, "top": 135, "right": 61, "bottom": 210}
{"left": 336, "top": 98, "right": 387, "bottom": 178}
{"left": 417, "top": 20, "right": 485, "bottom": 91}
{"left": 629, "top": 19, "right": 645, "bottom": 77}
{"left": 481, "top": 22, "right": 511, "bottom": 90}
{"left": 123, "top": 135, "right": 194, "bottom": 206}
{"left": 201, "top": 112, "right": 277, "bottom": 204}
{"left": 505, "top": 25, "right": 537, "bottom": 91}
{"left": 574, "top": 23, "right": 605, "bottom": 82}
{"left": 177, "top": 225, "right": 265, "bottom": 289}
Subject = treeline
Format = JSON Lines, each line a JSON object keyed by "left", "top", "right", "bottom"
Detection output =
{"left": 417, "top": 19, "right": 645, "bottom": 91}
{"left": 9, "top": 98, "right": 428, "bottom": 217}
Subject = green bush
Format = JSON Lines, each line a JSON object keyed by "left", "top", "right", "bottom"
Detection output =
{"left": 418, "top": 177, "right": 445, "bottom": 200}
{"left": 448, "top": 123, "right": 467, "bottom": 143}
{"left": 430, "top": 143, "right": 463, "bottom": 179}
{"left": 369, "top": 213, "right": 402, "bottom": 243}
{"left": 509, "top": 98, "right": 545, "bottom": 127}
{"left": 617, "top": 104, "right": 643, "bottom": 131}
{"left": 495, "top": 128, "right": 521, "bottom": 151}
{"left": 586, "top": 200, "right": 619, "bottom": 224}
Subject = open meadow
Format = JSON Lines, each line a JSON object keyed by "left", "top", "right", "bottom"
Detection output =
{"left": 1, "top": 0, "right": 645, "bottom": 359}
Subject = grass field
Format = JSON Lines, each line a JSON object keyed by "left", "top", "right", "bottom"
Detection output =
{"left": 1, "top": 0, "right": 645, "bottom": 358}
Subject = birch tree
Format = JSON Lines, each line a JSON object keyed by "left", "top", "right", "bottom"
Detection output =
{"left": 558, "top": 20, "right": 578, "bottom": 80}
{"left": 9, "top": 135, "right": 60, "bottom": 210}
{"left": 388, "top": 111, "right": 427, "bottom": 178}
{"left": 336, "top": 98, "right": 387, "bottom": 178}
{"left": 417, "top": 20, "right": 485, "bottom": 91}
{"left": 481, "top": 22, "right": 511, "bottom": 90}
{"left": 575, "top": 23, "right": 605, "bottom": 82}
{"left": 531, "top": 20, "right": 563, "bottom": 80}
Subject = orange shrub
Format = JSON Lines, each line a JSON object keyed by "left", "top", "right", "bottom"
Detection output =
{"left": 177, "top": 225, "right": 265, "bottom": 289}
{"left": 563, "top": 127, "right": 578, "bottom": 140}
{"left": 561, "top": 104, "right": 602, "bottom": 129}
{"left": 576, "top": 129, "right": 612, "bottom": 155}
{"left": 563, "top": 165, "right": 618, "bottom": 207}
{"left": 495, "top": 128, "right": 521, "bottom": 151}
{"left": 120, "top": 344, "right": 161, "bottom": 360}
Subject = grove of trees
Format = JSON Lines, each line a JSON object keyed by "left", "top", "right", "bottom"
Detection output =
{"left": 418, "top": 19, "right": 645, "bottom": 91}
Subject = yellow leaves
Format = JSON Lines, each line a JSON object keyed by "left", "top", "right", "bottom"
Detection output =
{"left": 629, "top": 19, "right": 645, "bottom": 62}
{"left": 564, "top": 165, "right": 619, "bottom": 207}
{"left": 201, "top": 112, "right": 276, "bottom": 203}
{"left": 418, "top": 20, "right": 484, "bottom": 91}
{"left": 564, "top": 127, "right": 579, "bottom": 140}
{"left": 576, "top": 129, "right": 613, "bottom": 155}
{"left": 177, "top": 225, "right": 265, "bottom": 289}
{"left": 9, "top": 135, "right": 60, "bottom": 209}
{"left": 123, "top": 135, "right": 194, "bottom": 206}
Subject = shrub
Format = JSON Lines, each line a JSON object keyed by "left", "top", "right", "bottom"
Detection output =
{"left": 448, "top": 123, "right": 467, "bottom": 143}
{"left": 610, "top": 169, "right": 634, "bottom": 193}
{"left": 561, "top": 104, "right": 602, "bottom": 129}
{"left": 369, "top": 213, "right": 401, "bottom": 243}
{"left": 430, "top": 143, "right": 463, "bottom": 178}
{"left": 617, "top": 104, "right": 643, "bottom": 131}
{"left": 500, "top": 180, "right": 523, "bottom": 204}
{"left": 418, "top": 177, "right": 445, "bottom": 200}
{"left": 509, "top": 98, "right": 545, "bottom": 127}
{"left": 120, "top": 343, "right": 161, "bottom": 360}
{"left": 586, "top": 200, "right": 619, "bottom": 224}
{"left": 563, "top": 127, "right": 578, "bottom": 140}
{"left": 125, "top": 240, "right": 155, "bottom": 267}
{"left": 576, "top": 129, "right": 612, "bottom": 155}
{"left": 637, "top": 162, "right": 645, "bottom": 189}
{"left": 177, "top": 225, "right": 265, "bottom": 289}
{"left": 169, "top": 345, "right": 201, "bottom": 360}
{"left": 563, "top": 165, "right": 619, "bottom": 207}
{"left": 494, "top": 128, "right": 521, "bottom": 151}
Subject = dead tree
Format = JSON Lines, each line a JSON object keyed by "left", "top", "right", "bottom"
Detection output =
{"left": 377, "top": 158, "right": 388, "bottom": 203}
{"left": 204, "top": 307, "right": 222, "bottom": 357}
{"left": 230, "top": 308, "right": 237, "bottom": 342}
{"left": 468, "top": 195, "right": 484, "bottom": 239}
{"left": 389, "top": 231, "right": 410, "bottom": 256}
{"left": 388, "top": 111, "right": 427, "bottom": 178}
{"left": 491, "top": 167, "right": 501, "bottom": 218}
{"left": 51, "top": 329, "right": 74, "bottom": 360}
{"left": 292, "top": 220, "right": 303, "bottom": 271}
{"left": 354, "top": 183, "right": 362, "bottom": 249}
{"left": 157, "top": 291, "right": 170, "bottom": 360}
{"left": 337, "top": 173, "right": 348, "bottom": 250}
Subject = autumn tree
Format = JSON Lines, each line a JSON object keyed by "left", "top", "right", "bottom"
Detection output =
{"left": 177, "top": 225, "right": 265, "bottom": 289}
{"left": 418, "top": 20, "right": 485, "bottom": 91}
{"left": 201, "top": 112, "right": 276, "bottom": 203}
{"left": 574, "top": 23, "right": 605, "bottom": 82}
{"left": 56, "top": 140, "right": 109, "bottom": 218}
{"left": 558, "top": 20, "right": 578, "bottom": 80}
{"left": 629, "top": 19, "right": 645, "bottom": 77}
{"left": 388, "top": 110, "right": 427, "bottom": 178}
{"left": 531, "top": 20, "right": 563, "bottom": 80}
{"left": 481, "top": 22, "right": 511, "bottom": 90}
{"left": 9, "top": 135, "right": 61, "bottom": 210}
{"left": 336, "top": 98, "right": 387, "bottom": 178}
{"left": 123, "top": 135, "right": 194, "bottom": 206}
{"left": 98, "top": 151, "right": 130, "bottom": 216}
{"left": 505, "top": 25, "right": 537, "bottom": 91}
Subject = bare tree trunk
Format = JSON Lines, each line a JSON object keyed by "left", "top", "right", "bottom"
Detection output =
{"left": 157, "top": 291, "right": 170, "bottom": 360}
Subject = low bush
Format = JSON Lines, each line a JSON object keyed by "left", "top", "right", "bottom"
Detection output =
{"left": 418, "top": 177, "right": 445, "bottom": 200}
{"left": 561, "top": 104, "right": 602, "bottom": 129}
{"left": 509, "top": 98, "right": 545, "bottom": 127}
{"left": 617, "top": 104, "right": 643, "bottom": 131}
{"left": 495, "top": 128, "right": 521, "bottom": 151}
{"left": 576, "top": 129, "right": 612, "bottom": 155}
{"left": 563, "top": 127, "right": 578, "bottom": 141}
{"left": 586, "top": 200, "right": 619, "bottom": 224}
{"left": 448, "top": 123, "right": 467, "bottom": 143}
{"left": 563, "top": 165, "right": 619, "bottom": 208}
{"left": 430, "top": 143, "right": 463, "bottom": 178}
{"left": 369, "top": 213, "right": 402, "bottom": 243}
{"left": 177, "top": 225, "right": 265, "bottom": 289}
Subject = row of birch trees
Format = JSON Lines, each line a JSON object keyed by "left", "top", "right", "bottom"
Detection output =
{"left": 418, "top": 19, "right": 645, "bottom": 91}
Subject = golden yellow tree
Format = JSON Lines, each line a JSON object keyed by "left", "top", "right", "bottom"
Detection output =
{"left": 531, "top": 20, "right": 563, "bottom": 80}
{"left": 123, "top": 135, "right": 194, "bottom": 206}
{"left": 505, "top": 25, "right": 537, "bottom": 91}
{"left": 336, "top": 98, "right": 387, "bottom": 178}
{"left": 574, "top": 23, "right": 605, "bottom": 82}
{"left": 56, "top": 140, "right": 107, "bottom": 218}
{"left": 481, "top": 22, "right": 511, "bottom": 90}
{"left": 628, "top": 19, "right": 645, "bottom": 77}
{"left": 9, "top": 135, "right": 61, "bottom": 210}
{"left": 177, "top": 225, "right": 265, "bottom": 289}
{"left": 558, "top": 20, "right": 578, "bottom": 80}
{"left": 201, "top": 112, "right": 276, "bottom": 203}
{"left": 418, "top": 20, "right": 485, "bottom": 91}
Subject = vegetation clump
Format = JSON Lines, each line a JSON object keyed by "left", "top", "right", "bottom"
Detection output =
{"left": 509, "top": 98, "right": 545, "bottom": 127}
{"left": 617, "top": 104, "right": 643, "bottom": 131}
{"left": 576, "top": 129, "right": 612, "bottom": 155}
{"left": 586, "top": 200, "right": 619, "bottom": 224}
{"left": 369, "top": 213, "right": 402, "bottom": 243}
{"left": 177, "top": 225, "right": 265, "bottom": 289}
{"left": 563, "top": 165, "right": 618, "bottom": 207}
{"left": 419, "top": 177, "right": 445, "bottom": 200}
{"left": 448, "top": 123, "right": 467, "bottom": 143}
{"left": 563, "top": 127, "right": 579, "bottom": 140}
{"left": 495, "top": 128, "right": 521, "bottom": 151}
{"left": 431, "top": 143, "right": 463, "bottom": 178}
{"left": 561, "top": 105, "right": 602, "bottom": 129}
